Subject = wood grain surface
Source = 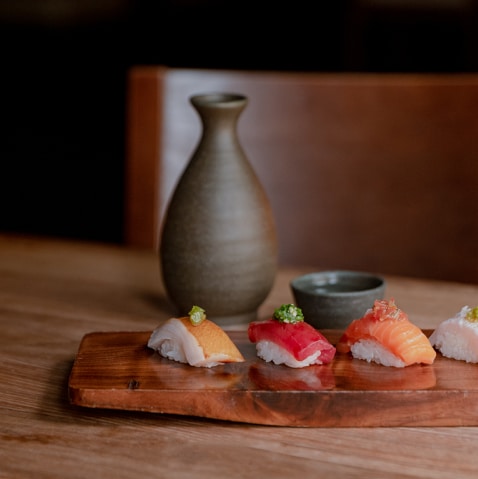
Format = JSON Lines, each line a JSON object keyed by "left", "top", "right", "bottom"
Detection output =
{"left": 69, "top": 329, "right": 478, "bottom": 427}
{"left": 4, "top": 235, "right": 478, "bottom": 478}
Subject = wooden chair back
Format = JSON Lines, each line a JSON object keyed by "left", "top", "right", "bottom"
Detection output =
{"left": 125, "top": 66, "right": 478, "bottom": 284}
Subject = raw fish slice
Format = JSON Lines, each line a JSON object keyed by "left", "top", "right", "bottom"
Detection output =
{"left": 429, "top": 306, "right": 478, "bottom": 363}
{"left": 148, "top": 317, "right": 244, "bottom": 368}
{"left": 248, "top": 319, "right": 336, "bottom": 368}
{"left": 337, "top": 299, "right": 436, "bottom": 367}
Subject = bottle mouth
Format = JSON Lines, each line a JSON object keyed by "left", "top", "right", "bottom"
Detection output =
{"left": 190, "top": 92, "right": 247, "bottom": 108}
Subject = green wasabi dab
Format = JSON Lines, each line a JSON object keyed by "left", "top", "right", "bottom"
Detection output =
{"left": 465, "top": 306, "right": 478, "bottom": 323}
{"left": 273, "top": 304, "right": 304, "bottom": 324}
{"left": 188, "top": 305, "right": 206, "bottom": 325}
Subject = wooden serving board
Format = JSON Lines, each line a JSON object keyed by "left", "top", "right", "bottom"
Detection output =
{"left": 68, "top": 330, "right": 478, "bottom": 427}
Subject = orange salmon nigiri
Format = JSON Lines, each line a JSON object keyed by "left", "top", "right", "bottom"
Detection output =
{"left": 337, "top": 299, "right": 436, "bottom": 367}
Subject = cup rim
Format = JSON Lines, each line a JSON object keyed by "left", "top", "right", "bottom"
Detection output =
{"left": 290, "top": 270, "right": 385, "bottom": 298}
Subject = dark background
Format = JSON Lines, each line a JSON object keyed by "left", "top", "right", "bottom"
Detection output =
{"left": 1, "top": 0, "right": 477, "bottom": 245}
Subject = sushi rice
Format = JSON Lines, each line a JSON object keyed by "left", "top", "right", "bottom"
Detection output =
{"left": 429, "top": 306, "right": 478, "bottom": 363}
{"left": 255, "top": 340, "right": 327, "bottom": 368}
{"left": 350, "top": 339, "right": 407, "bottom": 367}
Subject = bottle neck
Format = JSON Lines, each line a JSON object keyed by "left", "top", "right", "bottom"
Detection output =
{"left": 191, "top": 94, "right": 247, "bottom": 150}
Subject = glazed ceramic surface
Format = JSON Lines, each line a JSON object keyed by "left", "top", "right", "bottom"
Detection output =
{"left": 160, "top": 93, "right": 278, "bottom": 326}
{"left": 290, "top": 270, "right": 386, "bottom": 329}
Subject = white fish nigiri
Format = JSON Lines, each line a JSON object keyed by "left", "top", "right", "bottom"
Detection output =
{"left": 429, "top": 306, "right": 478, "bottom": 363}
{"left": 148, "top": 308, "right": 244, "bottom": 368}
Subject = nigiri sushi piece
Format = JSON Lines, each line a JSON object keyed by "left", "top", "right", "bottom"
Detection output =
{"left": 148, "top": 306, "right": 245, "bottom": 368}
{"left": 429, "top": 306, "right": 478, "bottom": 363}
{"left": 248, "top": 304, "right": 336, "bottom": 368}
{"left": 337, "top": 298, "right": 436, "bottom": 368}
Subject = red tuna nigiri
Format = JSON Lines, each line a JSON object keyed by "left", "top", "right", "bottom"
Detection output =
{"left": 248, "top": 304, "right": 336, "bottom": 368}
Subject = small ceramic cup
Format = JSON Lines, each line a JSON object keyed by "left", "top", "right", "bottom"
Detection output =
{"left": 290, "top": 270, "right": 386, "bottom": 330}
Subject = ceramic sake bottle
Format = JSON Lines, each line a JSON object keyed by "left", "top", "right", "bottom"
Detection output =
{"left": 159, "top": 93, "right": 278, "bottom": 327}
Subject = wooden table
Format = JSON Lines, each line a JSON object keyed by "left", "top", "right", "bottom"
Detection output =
{"left": 2, "top": 234, "right": 478, "bottom": 478}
